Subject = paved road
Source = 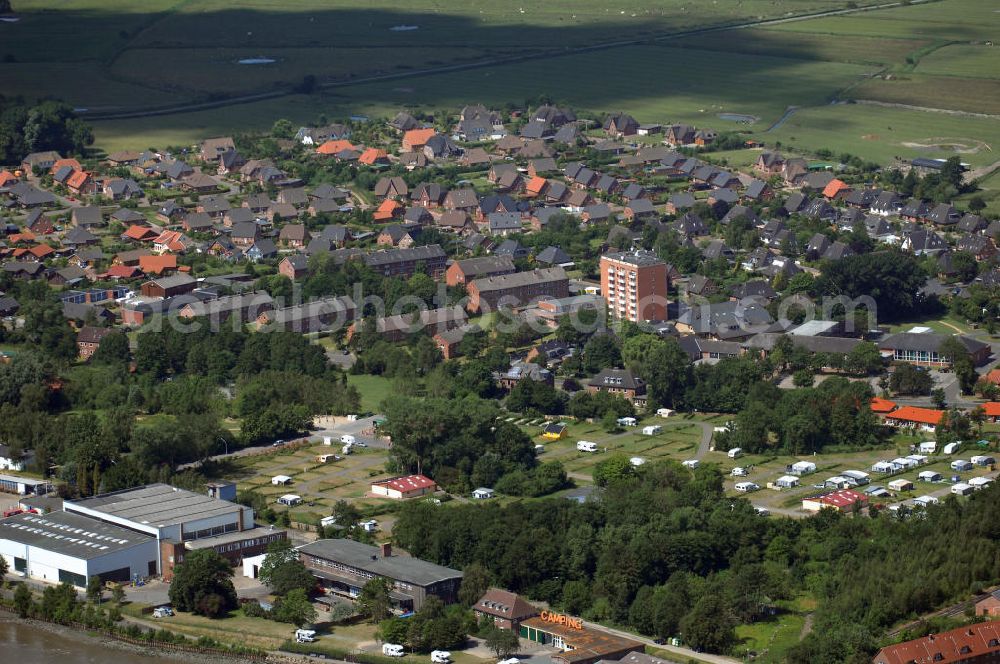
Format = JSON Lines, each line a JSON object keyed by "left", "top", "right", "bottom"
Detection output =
{"left": 579, "top": 619, "right": 740, "bottom": 664}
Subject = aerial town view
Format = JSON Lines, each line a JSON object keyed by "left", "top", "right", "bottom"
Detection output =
{"left": 1, "top": 0, "right": 1000, "bottom": 663}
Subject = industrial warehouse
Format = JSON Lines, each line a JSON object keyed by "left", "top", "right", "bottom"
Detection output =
{"left": 0, "top": 482, "right": 284, "bottom": 587}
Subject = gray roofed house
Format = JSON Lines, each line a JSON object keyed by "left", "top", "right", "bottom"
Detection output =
{"left": 389, "top": 112, "right": 420, "bottom": 133}
{"left": 62, "top": 227, "right": 99, "bottom": 247}
{"left": 552, "top": 124, "right": 581, "bottom": 145}
{"left": 71, "top": 206, "right": 104, "bottom": 228}
{"left": 311, "top": 183, "right": 349, "bottom": 200}
{"left": 199, "top": 194, "right": 231, "bottom": 216}
{"left": 582, "top": 203, "right": 611, "bottom": 223}
{"left": 494, "top": 239, "right": 528, "bottom": 259}
{"left": 111, "top": 208, "right": 146, "bottom": 224}
{"left": 878, "top": 332, "right": 991, "bottom": 366}
{"left": 445, "top": 189, "right": 479, "bottom": 211}
{"left": 926, "top": 203, "right": 961, "bottom": 226}
{"left": 488, "top": 212, "right": 522, "bottom": 235}
{"left": 535, "top": 246, "right": 572, "bottom": 266}
{"left": 783, "top": 192, "right": 809, "bottom": 215}
{"left": 668, "top": 192, "right": 696, "bottom": 213}
{"left": 901, "top": 229, "right": 949, "bottom": 255}
{"left": 957, "top": 214, "right": 986, "bottom": 234}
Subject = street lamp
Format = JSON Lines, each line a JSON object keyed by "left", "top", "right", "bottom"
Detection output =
{"left": 218, "top": 437, "right": 229, "bottom": 455}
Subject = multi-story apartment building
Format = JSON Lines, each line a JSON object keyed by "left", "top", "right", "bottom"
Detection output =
{"left": 599, "top": 250, "right": 669, "bottom": 322}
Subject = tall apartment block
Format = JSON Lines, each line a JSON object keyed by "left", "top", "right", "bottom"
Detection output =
{"left": 600, "top": 250, "right": 669, "bottom": 322}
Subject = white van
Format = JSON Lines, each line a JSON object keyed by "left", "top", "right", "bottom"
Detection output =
{"left": 383, "top": 644, "right": 405, "bottom": 657}
{"left": 727, "top": 448, "right": 743, "bottom": 459}
{"left": 295, "top": 629, "right": 317, "bottom": 643}
{"left": 340, "top": 434, "right": 356, "bottom": 445}
{"left": 431, "top": 651, "right": 451, "bottom": 663}
{"left": 731, "top": 467, "right": 748, "bottom": 477}
{"left": 577, "top": 441, "right": 598, "bottom": 453}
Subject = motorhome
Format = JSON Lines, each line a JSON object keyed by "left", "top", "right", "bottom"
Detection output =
{"left": 383, "top": 644, "right": 405, "bottom": 657}
{"left": 296, "top": 629, "right": 317, "bottom": 643}
{"left": 577, "top": 441, "right": 598, "bottom": 452}
{"left": 431, "top": 651, "right": 451, "bottom": 663}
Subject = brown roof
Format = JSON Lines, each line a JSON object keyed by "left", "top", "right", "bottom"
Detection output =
{"left": 476, "top": 588, "right": 538, "bottom": 621}
{"left": 76, "top": 326, "right": 114, "bottom": 345}
{"left": 875, "top": 622, "right": 1000, "bottom": 664}
{"left": 521, "top": 617, "right": 642, "bottom": 663}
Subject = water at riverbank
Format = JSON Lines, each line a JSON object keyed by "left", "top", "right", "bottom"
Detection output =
{"left": 0, "top": 617, "right": 179, "bottom": 663}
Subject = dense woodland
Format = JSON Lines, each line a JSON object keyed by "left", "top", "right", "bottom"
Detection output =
{"left": 393, "top": 463, "right": 1000, "bottom": 661}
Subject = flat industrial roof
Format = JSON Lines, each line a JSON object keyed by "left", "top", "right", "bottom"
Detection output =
{"left": 66, "top": 483, "right": 242, "bottom": 529}
{"left": 298, "top": 538, "right": 462, "bottom": 587}
{"left": 0, "top": 510, "right": 154, "bottom": 559}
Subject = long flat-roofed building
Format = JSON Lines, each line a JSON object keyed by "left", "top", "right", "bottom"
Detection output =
{"left": 298, "top": 539, "right": 462, "bottom": 610}
{"left": 64, "top": 483, "right": 284, "bottom": 579}
{"left": 0, "top": 510, "right": 158, "bottom": 587}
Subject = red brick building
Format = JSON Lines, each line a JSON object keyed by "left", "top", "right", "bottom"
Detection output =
{"left": 600, "top": 250, "right": 669, "bottom": 322}
{"left": 76, "top": 326, "right": 114, "bottom": 360}
{"left": 873, "top": 621, "right": 1000, "bottom": 664}
{"left": 466, "top": 267, "right": 569, "bottom": 314}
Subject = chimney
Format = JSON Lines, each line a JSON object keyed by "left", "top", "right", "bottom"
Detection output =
{"left": 380, "top": 542, "right": 392, "bottom": 558}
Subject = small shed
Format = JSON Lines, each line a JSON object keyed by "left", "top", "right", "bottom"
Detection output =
{"left": 472, "top": 488, "right": 495, "bottom": 500}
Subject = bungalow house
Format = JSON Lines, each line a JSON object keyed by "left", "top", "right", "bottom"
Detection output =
{"left": 21, "top": 150, "right": 62, "bottom": 175}
{"left": 884, "top": 406, "right": 945, "bottom": 432}
{"left": 103, "top": 177, "right": 143, "bottom": 200}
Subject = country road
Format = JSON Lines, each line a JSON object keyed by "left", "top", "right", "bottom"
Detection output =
{"left": 80, "top": 0, "right": 934, "bottom": 122}
{"left": 580, "top": 619, "right": 741, "bottom": 664}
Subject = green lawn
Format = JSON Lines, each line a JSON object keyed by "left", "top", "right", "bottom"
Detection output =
{"left": 346, "top": 374, "right": 394, "bottom": 412}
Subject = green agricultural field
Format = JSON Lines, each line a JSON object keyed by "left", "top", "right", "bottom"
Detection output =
{"left": 851, "top": 75, "right": 1000, "bottom": 116}
{"left": 958, "top": 170, "right": 1000, "bottom": 217}
{"left": 1, "top": 0, "right": 851, "bottom": 111}
{"left": 916, "top": 44, "right": 1000, "bottom": 80}
{"left": 764, "top": 103, "right": 1000, "bottom": 168}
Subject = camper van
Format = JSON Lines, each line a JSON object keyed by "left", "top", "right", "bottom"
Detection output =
{"left": 731, "top": 467, "right": 748, "bottom": 477}
{"left": 682, "top": 459, "right": 700, "bottom": 469}
{"left": 295, "top": 629, "right": 317, "bottom": 643}
{"left": 383, "top": 644, "right": 405, "bottom": 657}
{"left": 727, "top": 448, "right": 743, "bottom": 459}
{"left": 577, "top": 441, "right": 598, "bottom": 453}
{"left": 340, "top": 434, "right": 356, "bottom": 445}
{"left": 943, "top": 442, "right": 961, "bottom": 455}
{"left": 431, "top": 651, "right": 452, "bottom": 663}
